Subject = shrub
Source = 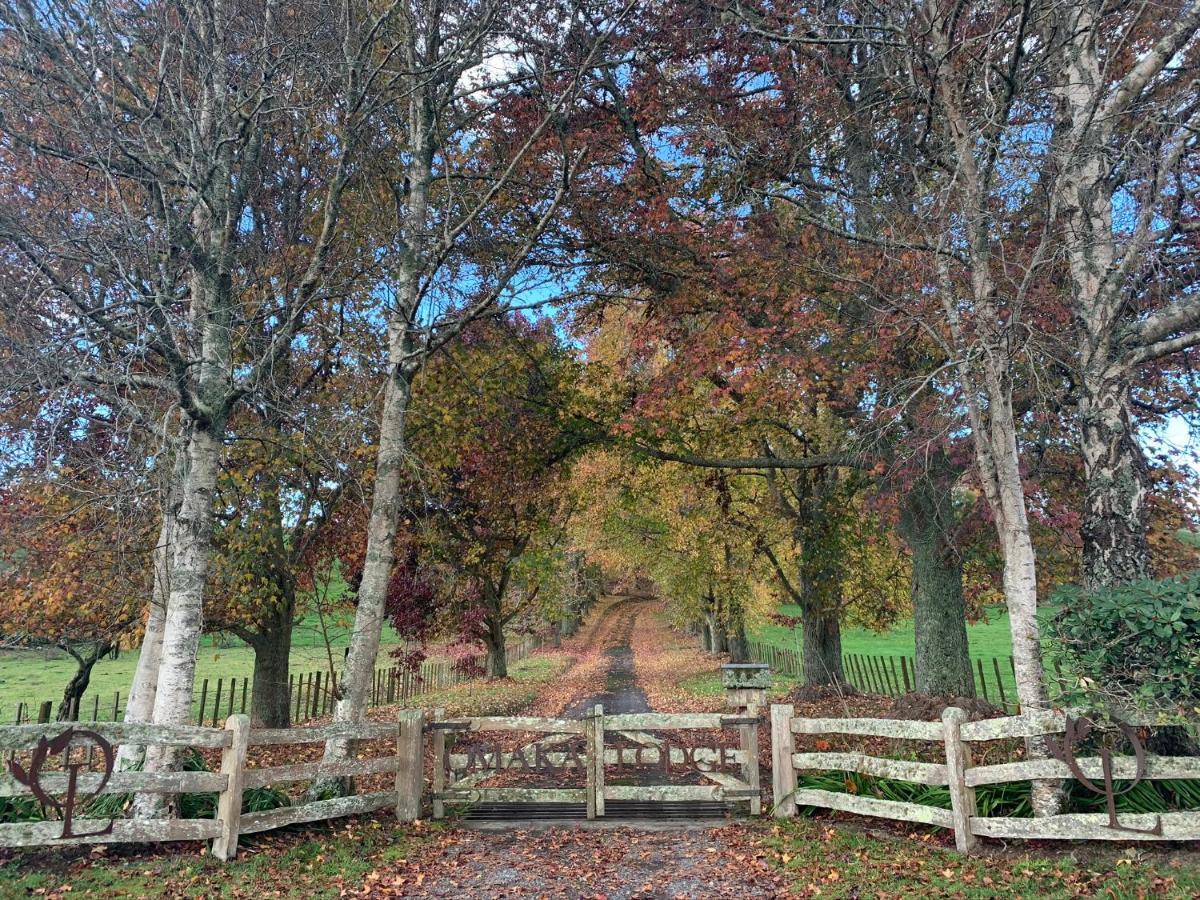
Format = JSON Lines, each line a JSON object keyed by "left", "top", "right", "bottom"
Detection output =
{"left": 1053, "top": 571, "right": 1200, "bottom": 716}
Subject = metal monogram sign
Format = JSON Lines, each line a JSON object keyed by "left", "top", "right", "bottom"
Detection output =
{"left": 8, "top": 727, "right": 117, "bottom": 839}
{"left": 1048, "top": 715, "right": 1163, "bottom": 836}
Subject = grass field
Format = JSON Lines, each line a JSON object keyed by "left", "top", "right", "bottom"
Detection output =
{"left": 749, "top": 603, "right": 1061, "bottom": 703}
{"left": 751, "top": 603, "right": 1026, "bottom": 660}
{"left": 0, "top": 613, "right": 407, "bottom": 722}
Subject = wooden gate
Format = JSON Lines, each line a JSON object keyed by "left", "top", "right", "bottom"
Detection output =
{"left": 428, "top": 706, "right": 761, "bottom": 818}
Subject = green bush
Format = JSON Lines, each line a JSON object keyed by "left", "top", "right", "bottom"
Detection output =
{"left": 1053, "top": 571, "right": 1200, "bottom": 715}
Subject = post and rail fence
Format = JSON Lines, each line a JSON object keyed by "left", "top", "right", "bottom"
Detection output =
{"left": 0, "top": 713, "right": 425, "bottom": 860}
{"left": 4, "top": 695, "right": 1200, "bottom": 858}
{"left": 770, "top": 704, "right": 1200, "bottom": 850}
{"left": 7, "top": 649, "right": 1200, "bottom": 861}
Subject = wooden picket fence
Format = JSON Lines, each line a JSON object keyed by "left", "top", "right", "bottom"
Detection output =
{"left": 6, "top": 635, "right": 544, "bottom": 728}
{"left": 0, "top": 713, "right": 424, "bottom": 859}
{"left": 770, "top": 705, "right": 1200, "bottom": 849}
{"left": 745, "top": 639, "right": 1019, "bottom": 712}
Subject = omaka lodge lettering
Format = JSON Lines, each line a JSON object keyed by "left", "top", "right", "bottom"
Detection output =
{"left": 455, "top": 742, "right": 738, "bottom": 777}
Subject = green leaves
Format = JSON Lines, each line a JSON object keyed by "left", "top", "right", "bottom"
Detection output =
{"left": 1052, "top": 573, "right": 1200, "bottom": 715}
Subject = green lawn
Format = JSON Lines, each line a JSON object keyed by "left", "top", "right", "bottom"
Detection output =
{"left": 752, "top": 603, "right": 1023, "bottom": 660}
{"left": 0, "top": 613, "right": 408, "bottom": 723}
{"left": 749, "top": 604, "right": 1059, "bottom": 704}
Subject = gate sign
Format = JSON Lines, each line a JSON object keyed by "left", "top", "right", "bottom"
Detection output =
{"left": 458, "top": 739, "right": 740, "bottom": 776}
{"left": 8, "top": 727, "right": 117, "bottom": 839}
{"left": 1048, "top": 714, "right": 1163, "bottom": 837}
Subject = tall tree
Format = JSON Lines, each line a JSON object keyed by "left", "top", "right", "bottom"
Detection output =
{"left": 315, "top": 0, "right": 625, "bottom": 779}
{"left": 0, "top": 0, "right": 396, "bottom": 810}
{"left": 402, "top": 316, "right": 585, "bottom": 677}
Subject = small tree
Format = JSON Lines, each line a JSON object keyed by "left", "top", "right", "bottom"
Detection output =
{"left": 0, "top": 481, "right": 150, "bottom": 719}
{"left": 404, "top": 316, "right": 587, "bottom": 677}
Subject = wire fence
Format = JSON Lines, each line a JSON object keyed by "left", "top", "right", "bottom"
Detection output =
{"left": 745, "top": 638, "right": 1020, "bottom": 713}
{"left": 6, "top": 634, "right": 545, "bottom": 726}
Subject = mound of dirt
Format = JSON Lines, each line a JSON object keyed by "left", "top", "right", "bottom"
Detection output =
{"left": 887, "top": 692, "right": 1005, "bottom": 722}
{"left": 785, "top": 683, "right": 861, "bottom": 705}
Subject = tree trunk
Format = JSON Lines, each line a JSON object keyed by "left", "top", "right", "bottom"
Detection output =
{"left": 138, "top": 424, "right": 223, "bottom": 817}
{"left": 801, "top": 606, "right": 844, "bottom": 686}
{"left": 57, "top": 642, "right": 111, "bottom": 721}
{"left": 313, "top": 373, "right": 412, "bottom": 785}
{"left": 706, "top": 610, "right": 728, "bottom": 654}
{"left": 968, "top": 368, "right": 1061, "bottom": 815}
{"left": 726, "top": 622, "right": 749, "bottom": 663}
{"left": 484, "top": 620, "right": 508, "bottom": 678}
{"left": 1078, "top": 374, "right": 1151, "bottom": 589}
{"left": 898, "top": 464, "right": 975, "bottom": 697}
{"left": 247, "top": 599, "right": 295, "bottom": 728}
{"left": 119, "top": 450, "right": 180, "bottom": 786}
{"left": 562, "top": 613, "right": 579, "bottom": 637}
{"left": 1052, "top": 2, "right": 1154, "bottom": 592}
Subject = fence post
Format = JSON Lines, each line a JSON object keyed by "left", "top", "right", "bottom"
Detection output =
{"left": 593, "top": 703, "right": 605, "bottom": 817}
{"left": 431, "top": 707, "right": 446, "bottom": 820}
{"left": 740, "top": 705, "right": 762, "bottom": 816}
{"left": 211, "top": 713, "right": 250, "bottom": 861}
{"left": 396, "top": 709, "right": 424, "bottom": 821}
{"left": 770, "top": 704, "right": 796, "bottom": 818}
{"left": 585, "top": 705, "right": 599, "bottom": 819}
{"left": 941, "top": 707, "right": 978, "bottom": 853}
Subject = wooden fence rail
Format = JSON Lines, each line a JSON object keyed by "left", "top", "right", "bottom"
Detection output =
{"left": 771, "top": 704, "right": 1200, "bottom": 851}
{"left": 0, "top": 712, "right": 425, "bottom": 859}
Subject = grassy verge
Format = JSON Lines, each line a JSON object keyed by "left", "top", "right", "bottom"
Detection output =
{"left": 0, "top": 817, "right": 437, "bottom": 898}
{"left": 399, "top": 654, "right": 573, "bottom": 717}
{"left": 677, "top": 670, "right": 802, "bottom": 701}
{"left": 763, "top": 818, "right": 1200, "bottom": 898}
{"left": 750, "top": 604, "right": 1026, "bottom": 661}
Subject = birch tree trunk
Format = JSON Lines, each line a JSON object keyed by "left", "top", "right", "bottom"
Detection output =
{"left": 117, "top": 511, "right": 173, "bottom": 771}
{"left": 137, "top": 425, "right": 224, "bottom": 816}
{"left": 314, "top": 372, "right": 413, "bottom": 782}
{"left": 1078, "top": 373, "right": 1151, "bottom": 589}
{"left": 1047, "top": 1, "right": 1200, "bottom": 589}
{"left": 965, "top": 369, "right": 1060, "bottom": 815}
